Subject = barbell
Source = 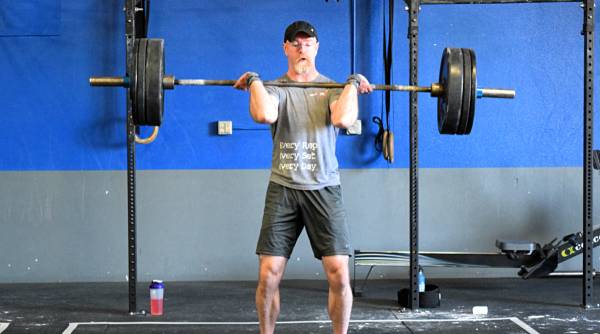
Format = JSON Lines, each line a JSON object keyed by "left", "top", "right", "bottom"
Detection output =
{"left": 89, "top": 38, "right": 515, "bottom": 135}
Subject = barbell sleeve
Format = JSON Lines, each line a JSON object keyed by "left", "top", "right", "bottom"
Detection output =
{"left": 89, "top": 76, "right": 128, "bottom": 87}
{"left": 477, "top": 88, "right": 516, "bottom": 99}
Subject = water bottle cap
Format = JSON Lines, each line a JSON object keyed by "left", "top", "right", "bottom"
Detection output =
{"left": 150, "top": 280, "right": 164, "bottom": 289}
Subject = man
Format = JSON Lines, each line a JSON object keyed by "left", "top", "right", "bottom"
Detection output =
{"left": 234, "top": 20, "right": 372, "bottom": 334}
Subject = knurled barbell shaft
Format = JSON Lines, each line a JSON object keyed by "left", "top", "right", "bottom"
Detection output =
{"left": 88, "top": 76, "right": 515, "bottom": 99}
{"left": 174, "top": 78, "right": 432, "bottom": 93}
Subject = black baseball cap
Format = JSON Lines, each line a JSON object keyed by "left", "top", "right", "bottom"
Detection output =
{"left": 284, "top": 20, "right": 318, "bottom": 42}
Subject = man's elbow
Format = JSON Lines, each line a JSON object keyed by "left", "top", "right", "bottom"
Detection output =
{"left": 252, "top": 111, "right": 277, "bottom": 124}
{"left": 331, "top": 115, "right": 355, "bottom": 129}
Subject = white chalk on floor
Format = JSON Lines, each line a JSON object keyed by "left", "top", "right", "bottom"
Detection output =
{"left": 473, "top": 306, "right": 488, "bottom": 315}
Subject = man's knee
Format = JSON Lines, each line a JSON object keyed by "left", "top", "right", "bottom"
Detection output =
{"left": 323, "top": 256, "right": 350, "bottom": 290}
{"left": 258, "top": 256, "right": 286, "bottom": 289}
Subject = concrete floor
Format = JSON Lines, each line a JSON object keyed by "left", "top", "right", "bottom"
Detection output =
{"left": 0, "top": 278, "right": 599, "bottom": 333}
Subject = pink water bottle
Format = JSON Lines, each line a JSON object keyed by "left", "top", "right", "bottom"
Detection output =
{"left": 149, "top": 280, "right": 164, "bottom": 316}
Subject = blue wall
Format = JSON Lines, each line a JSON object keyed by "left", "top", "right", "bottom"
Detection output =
{"left": 0, "top": 0, "right": 597, "bottom": 170}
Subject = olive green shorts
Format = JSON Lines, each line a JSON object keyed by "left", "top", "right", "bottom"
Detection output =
{"left": 256, "top": 182, "right": 351, "bottom": 260}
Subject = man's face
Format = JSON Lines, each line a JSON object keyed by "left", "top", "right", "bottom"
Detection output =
{"left": 284, "top": 34, "right": 319, "bottom": 75}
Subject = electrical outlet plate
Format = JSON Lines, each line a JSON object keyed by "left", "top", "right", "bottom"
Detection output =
{"left": 217, "top": 120, "right": 233, "bottom": 135}
{"left": 346, "top": 119, "right": 362, "bottom": 135}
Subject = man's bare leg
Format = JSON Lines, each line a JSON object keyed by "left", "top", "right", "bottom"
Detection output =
{"left": 256, "top": 255, "right": 287, "bottom": 334}
{"left": 322, "top": 255, "right": 352, "bottom": 334}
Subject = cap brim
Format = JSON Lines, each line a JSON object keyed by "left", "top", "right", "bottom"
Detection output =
{"left": 287, "top": 30, "right": 317, "bottom": 41}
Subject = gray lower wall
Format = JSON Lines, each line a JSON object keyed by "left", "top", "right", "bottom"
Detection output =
{"left": 0, "top": 168, "right": 596, "bottom": 283}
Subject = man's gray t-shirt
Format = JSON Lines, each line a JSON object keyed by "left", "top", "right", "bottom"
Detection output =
{"left": 265, "top": 74, "right": 343, "bottom": 190}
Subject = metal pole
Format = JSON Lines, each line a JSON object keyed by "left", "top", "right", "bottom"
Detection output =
{"left": 125, "top": 0, "right": 138, "bottom": 314}
{"left": 582, "top": 0, "right": 595, "bottom": 309}
{"left": 408, "top": 0, "right": 420, "bottom": 310}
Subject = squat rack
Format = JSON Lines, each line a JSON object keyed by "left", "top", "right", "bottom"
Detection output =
{"left": 120, "top": 0, "right": 595, "bottom": 314}
{"left": 404, "top": 0, "right": 595, "bottom": 310}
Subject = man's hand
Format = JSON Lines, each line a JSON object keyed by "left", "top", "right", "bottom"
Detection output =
{"left": 346, "top": 73, "right": 373, "bottom": 95}
{"left": 233, "top": 72, "right": 261, "bottom": 90}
